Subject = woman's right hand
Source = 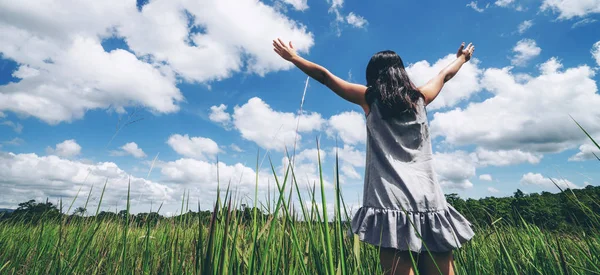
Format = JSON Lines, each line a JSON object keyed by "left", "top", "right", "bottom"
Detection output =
{"left": 456, "top": 42, "right": 475, "bottom": 62}
{"left": 273, "top": 38, "right": 298, "bottom": 62}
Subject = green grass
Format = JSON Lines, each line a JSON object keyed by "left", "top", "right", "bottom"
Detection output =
{"left": 1, "top": 153, "right": 600, "bottom": 275}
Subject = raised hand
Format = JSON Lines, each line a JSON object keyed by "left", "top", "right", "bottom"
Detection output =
{"left": 273, "top": 38, "right": 298, "bottom": 62}
{"left": 456, "top": 42, "right": 475, "bottom": 62}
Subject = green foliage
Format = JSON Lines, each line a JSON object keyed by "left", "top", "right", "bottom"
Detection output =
{"left": 446, "top": 185, "right": 600, "bottom": 232}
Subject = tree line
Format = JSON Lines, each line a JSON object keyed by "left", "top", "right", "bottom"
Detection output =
{"left": 1, "top": 185, "right": 599, "bottom": 231}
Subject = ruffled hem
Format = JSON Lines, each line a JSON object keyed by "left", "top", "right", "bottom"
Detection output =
{"left": 349, "top": 205, "right": 475, "bottom": 253}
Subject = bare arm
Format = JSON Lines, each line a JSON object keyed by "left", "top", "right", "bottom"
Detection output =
{"left": 273, "top": 38, "right": 368, "bottom": 112}
{"left": 418, "top": 42, "right": 475, "bottom": 105}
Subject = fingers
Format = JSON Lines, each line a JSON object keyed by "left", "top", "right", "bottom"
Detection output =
{"left": 278, "top": 38, "right": 287, "bottom": 49}
{"left": 458, "top": 42, "right": 465, "bottom": 52}
{"left": 289, "top": 41, "right": 294, "bottom": 49}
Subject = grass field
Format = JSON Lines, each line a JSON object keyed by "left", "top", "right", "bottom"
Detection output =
{"left": 1, "top": 154, "right": 600, "bottom": 275}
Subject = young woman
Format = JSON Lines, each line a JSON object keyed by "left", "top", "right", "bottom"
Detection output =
{"left": 273, "top": 39, "right": 475, "bottom": 275}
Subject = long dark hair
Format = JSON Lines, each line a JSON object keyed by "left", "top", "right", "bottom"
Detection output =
{"left": 365, "top": 50, "right": 422, "bottom": 118}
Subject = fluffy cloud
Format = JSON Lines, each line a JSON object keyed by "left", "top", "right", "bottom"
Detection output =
{"left": 346, "top": 12, "right": 368, "bottom": 28}
{"left": 592, "top": 41, "right": 600, "bottom": 66}
{"left": 327, "top": 111, "right": 366, "bottom": 145}
{"left": 487, "top": 187, "right": 500, "bottom": 193}
{"left": 159, "top": 158, "right": 268, "bottom": 189}
{"left": 569, "top": 144, "right": 600, "bottom": 161}
{"left": 541, "top": 0, "right": 600, "bottom": 19}
{"left": 119, "top": 0, "right": 314, "bottom": 80}
{"left": 433, "top": 148, "right": 543, "bottom": 189}
{"left": 474, "top": 148, "right": 542, "bottom": 166}
{"left": 282, "top": 148, "right": 332, "bottom": 188}
{"left": 230, "top": 144, "right": 244, "bottom": 153}
{"left": 0, "top": 0, "right": 314, "bottom": 124}
{"left": 467, "top": 1, "right": 486, "bottom": 12}
{"left": 280, "top": 0, "right": 309, "bottom": 11}
{"left": 209, "top": 104, "right": 232, "bottom": 128}
{"left": 511, "top": 39, "right": 541, "bottom": 66}
{"left": 520, "top": 172, "right": 578, "bottom": 189}
{"left": 480, "top": 174, "right": 493, "bottom": 181}
{"left": 46, "top": 139, "right": 81, "bottom": 158}
{"left": 495, "top": 0, "right": 514, "bottom": 7}
{"left": 431, "top": 58, "right": 600, "bottom": 154}
{"left": 327, "top": 0, "right": 367, "bottom": 36}
{"left": 0, "top": 34, "right": 182, "bottom": 124}
{"left": 167, "top": 134, "right": 220, "bottom": 160}
{"left": 518, "top": 20, "right": 534, "bottom": 34}
{"left": 433, "top": 151, "right": 476, "bottom": 190}
{"left": 330, "top": 145, "right": 366, "bottom": 180}
{"left": 0, "top": 151, "right": 173, "bottom": 210}
{"left": 110, "top": 142, "right": 147, "bottom": 158}
{"left": 231, "top": 97, "right": 325, "bottom": 151}
{"left": 407, "top": 54, "right": 482, "bottom": 110}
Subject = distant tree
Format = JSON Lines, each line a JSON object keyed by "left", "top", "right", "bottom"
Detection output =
{"left": 73, "top": 207, "right": 87, "bottom": 216}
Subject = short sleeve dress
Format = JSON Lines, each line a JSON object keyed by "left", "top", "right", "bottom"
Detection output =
{"left": 350, "top": 95, "right": 475, "bottom": 253}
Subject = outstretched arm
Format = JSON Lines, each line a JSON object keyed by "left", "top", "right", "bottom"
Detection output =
{"left": 273, "top": 38, "right": 368, "bottom": 112}
{"left": 418, "top": 42, "right": 475, "bottom": 105}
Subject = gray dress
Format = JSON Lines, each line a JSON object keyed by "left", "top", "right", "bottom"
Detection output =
{"left": 350, "top": 97, "right": 475, "bottom": 252}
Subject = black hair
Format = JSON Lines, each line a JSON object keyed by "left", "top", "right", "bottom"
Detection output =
{"left": 365, "top": 50, "right": 422, "bottom": 118}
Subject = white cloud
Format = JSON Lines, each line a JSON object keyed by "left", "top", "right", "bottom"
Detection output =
{"left": 572, "top": 18, "right": 597, "bottom": 28}
{"left": 431, "top": 58, "right": 600, "bottom": 154}
{"left": 0, "top": 0, "right": 314, "bottom": 124}
{"left": 230, "top": 144, "right": 244, "bottom": 153}
{"left": 433, "top": 151, "right": 476, "bottom": 190}
{"left": 330, "top": 0, "right": 344, "bottom": 9}
{"left": 280, "top": 0, "right": 309, "bottom": 11}
{"left": 467, "top": 1, "right": 486, "bottom": 12}
{"left": 167, "top": 134, "right": 220, "bottom": 160}
{"left": 518, "top": 20, "right": 534, "bottom": 34}
{"left": 341, "top": 164, "right": 361, "bottom": 180}
{"left": 110, "top": 142, "right": 147, "bottom": 159}
{"left": 495, "top": 0, "right": 514, "bottom": 7}
{"left": 3, "top": 138, "right": 24, "bottom": 146}
{"left": 480, "top": 174, "right": 493, "bottom": 181}
{"left": 46, "top": 139, "right": 81, "bottom": 158}
{"left": 407, "top": 54, "right": 482, "bottom": 110}
{"left": 511, "top": 39, "right": 541, "bottom": 66}
{"left": 0, "top": 33, "right": 183, "bottom": 124}
{"left": 592, "top": 41, "right": 600, "bottom": 66}
{"left": 327, "top": 0, "right": 367, "bottom": 36}
{"left": 12, "top": 65, "right": 40, "bottom": 79}
{"left": 1, "top": 120, "right": 23, "bottom": 133}
{"left": 159, "top": 158, "right": 269, "bottom": 190}
{"left": 0, "top": 151, "right": 173, "bottom": 210}
{"left": 520, "top": 172, "right": 578, "bottom": 189}
{"left": 474, "top": 148, "right": 542, "bottom": 166}
{"left": 282, "top": 148, "right": 332, "bottom": 188}
{"left": 487, "top": 187, "right": 500, "bottom": 193}
{"left": 120, "top": 0, "right": 314, "bottom": 80}
{"left": 209, "top": 104, "right": 232, "bottom": 128}
{"left": 293, "top": 148, "right": 327, "bottom": 165}
{"left": 569, "top": 144, "right": 600, "bottom": 161}
{"left": 232, "top": 97, "right": 325, "bottom": 151}
{"left": 327, "top": 111, "right": 366, "bottom": 145}
{"left": 541, "top": 0, "right": 600, "bottom": 19}
{"left": 346, "top": 12, "right": 368, "bottom": 28}
{"left": 330, "top": 145, "right": 366, "bottom": 180}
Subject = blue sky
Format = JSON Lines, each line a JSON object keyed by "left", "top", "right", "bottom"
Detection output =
{"left": 0, "top": 0, "right": 599, "bottom": 215}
